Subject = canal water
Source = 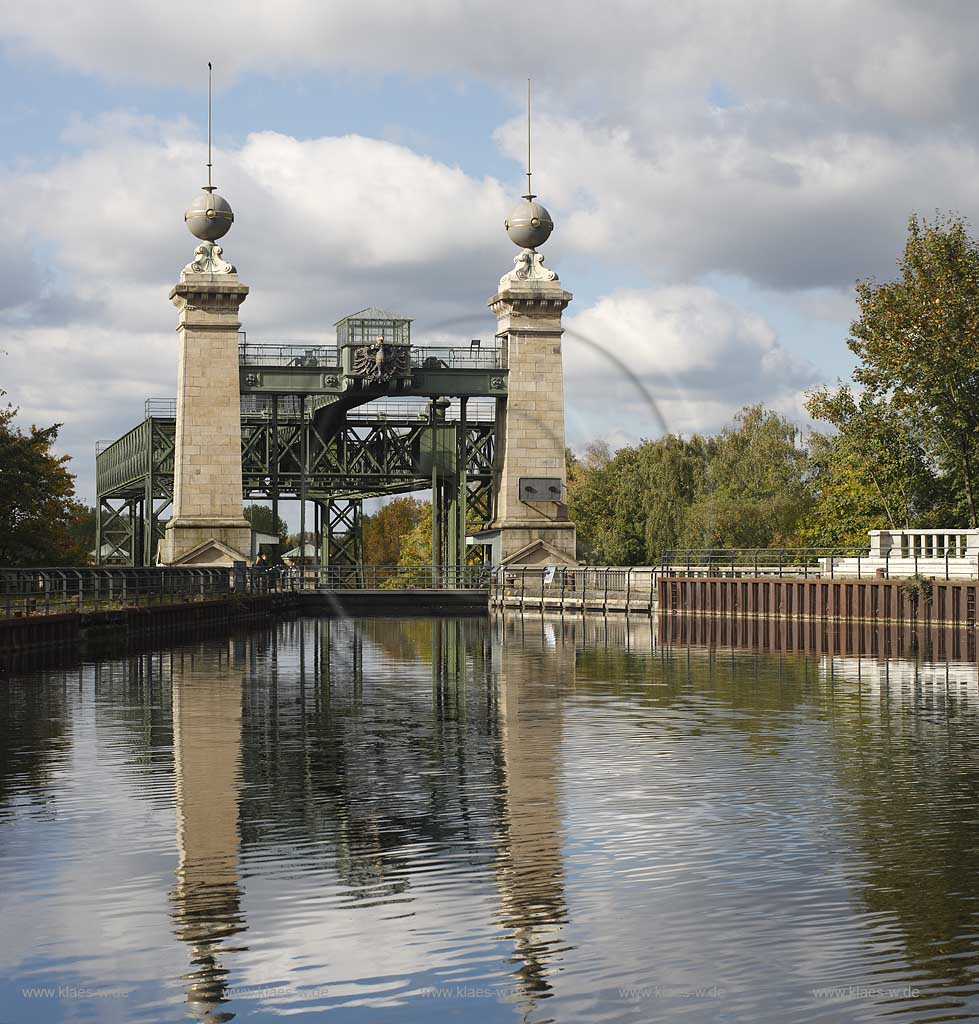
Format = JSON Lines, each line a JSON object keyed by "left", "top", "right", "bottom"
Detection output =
{"left": 2, "top": 614, "right": 979, "bottom": 1023}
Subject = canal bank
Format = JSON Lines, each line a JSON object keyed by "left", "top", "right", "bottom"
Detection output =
{"left": 0, "top": 588, "right": 489, "bottom": 661}
{"left": 658, "top": 575, "right": 979, "bottom": 627}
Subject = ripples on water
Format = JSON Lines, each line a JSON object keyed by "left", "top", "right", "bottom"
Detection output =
{"left": 1, "top": 614, "right": 979, "bottom": 1022}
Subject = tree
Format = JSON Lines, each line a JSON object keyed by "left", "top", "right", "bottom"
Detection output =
{"left": 848, "top": 212, "right": 979, "bottom": 525}
{"left": 681, "top": 406, "right": 811, "bottom": 549}
{"left": 620, "top": 434, "right": 712, "bottom": 560}
{"left": 802, "top": 386, "right": 943, "bottom": 547}
{"left": 69, "top": 504, "right": 98, "bottom": 558}
{"left": 363, "top": 497, "right": 423, "bottom": 566}
{"left": 566, "top": 442, "right": 614, "bottom": 562}
{"left": 568, "top": 407, "right": 808, "bottom": 564}
{"left": 243, "top": 504, "right": 288, "bottom": 539}
{"left": 398, "top": 501, "right": 433, "bottom": 566}
{"left": 0, "top": 401, "right": 89, "bottom": 566}
{"left": 395, "top": 500, "right": 486, "bottom": 567}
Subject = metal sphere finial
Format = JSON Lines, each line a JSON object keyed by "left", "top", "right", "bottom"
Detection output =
{"left": 185, "top": 191, "right": 234, "bottom": 241}
{"left": 504, "top": 76, "right": 554, "bottom": 251}
{"left": 184, "top": 62, "right": 234, "bottom": 242}
{"left": 505, "top": 199, "right": 553, "bottom": 250}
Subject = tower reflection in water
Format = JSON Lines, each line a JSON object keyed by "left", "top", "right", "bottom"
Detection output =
{"left": 169, "top": 641, "right": 248, "bottom": 1023}
{"left": 493, "top": 615, "right": 569, "bottom": 1008}
{"left": 162, "top": 617, "right": 569, "bottom": 1018}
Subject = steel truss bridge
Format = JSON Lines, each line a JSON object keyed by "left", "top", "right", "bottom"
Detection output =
{"left": 96, "top": 314, "right": 504, "bottom": 569}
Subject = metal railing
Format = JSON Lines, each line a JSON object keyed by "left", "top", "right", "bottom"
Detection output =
{"left": 0, "top": 564, "right": 491, "bottom": 617}
{"left": 411, "top": 345, "right": 503, "bottom": 369}
{"left": 490, "top": 565, "right": 660, "bottom": 613}
{"left": 345, "top": 398, "right": 498, "bottom": 423}
{"left": 0, "top": 567, "right": 293, "bottom": 618}
{"left": 660, "top": 547, "right": 979, "bottom": 581}
{"left": 145, "top": 398, "right": 178, "bottom": 418}
{"left": 237, "top": 341, "right": 503, "bottom": 370}
{"left": 239, "top": 341, "right": 340, "bottom": 367}
{"left": 310, "top": 564, "right": 491, "bottom": 590}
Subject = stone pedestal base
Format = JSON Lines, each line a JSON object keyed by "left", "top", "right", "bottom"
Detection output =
{"left": 474, "top": 522, "right": 577, "bottom": 567}
{"left": 158, "top": 517, "right": 252, "bottom": 567}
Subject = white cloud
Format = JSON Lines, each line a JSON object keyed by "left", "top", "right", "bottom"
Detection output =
{"left": 5, "top": 3, "right": 979, "bottom": 294}
{"left": 563, "top": 287, "right": 819, "bottom": 445}
{"left": 0, "top": 113, "right": 829, "bottom": 503}
{"left": 0, "top": 116, "right": 511, "bottom": 501}
{"left": 3, "top": 2, "right": 978, "bottom": 127}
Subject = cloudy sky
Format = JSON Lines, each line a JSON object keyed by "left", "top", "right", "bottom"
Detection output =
{"left": 1, "top": 1, "right": 975, "bottom": 503}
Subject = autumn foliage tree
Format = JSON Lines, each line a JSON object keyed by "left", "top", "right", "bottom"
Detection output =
{"left": 0, "top": 401, "right": 89, "bottom": 566}
{"left": 363, "top": 496, "right": 424, "bottom": 565}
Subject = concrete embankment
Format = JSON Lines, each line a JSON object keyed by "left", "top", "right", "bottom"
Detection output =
{"left": 0, "top": 589, "right": 489, "bottom": 665}
{"left": 0, "top": 593, "right": 301, "bottom": 660}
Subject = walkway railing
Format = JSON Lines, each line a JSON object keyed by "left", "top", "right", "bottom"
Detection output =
{"left": 0, "top": 567, "right": 291, "bottom": 618}
{"left": 236, "top": 341, "right": 503, "bottom": 370}
{"left": 239, "top": 342, "right": 340, "bottom": 367}
{"left": 660, "top": 547, "right": 979, "bottom": 581}
{"left": 0, "top": 564, "right": 491, "bottom": 618}
{"left": 309, "top": 565, "right": 490, "bottom": 590}
{"left": 490, "top": 566, "right": 659, "bottom": 613}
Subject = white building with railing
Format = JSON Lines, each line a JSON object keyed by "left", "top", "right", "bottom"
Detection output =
{"left": 823, "top": 529, "right": 979, "bottom": 579}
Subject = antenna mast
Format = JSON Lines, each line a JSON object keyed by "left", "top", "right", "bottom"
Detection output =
{"left": 205, "top": 62, "right": 214, "bottom": 192}
{"left": 525, "top": 76, "right": 534, "bottom": 200}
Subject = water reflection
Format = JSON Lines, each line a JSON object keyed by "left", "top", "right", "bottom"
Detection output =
{"left": 4, "top": 615, "right": 979, "bottom": 1021}
{"left": 169, "top": 643, "right": 248, "bottom": 1022}
{"left": 495, "top": 616, "right": 569, "bottom": 1012}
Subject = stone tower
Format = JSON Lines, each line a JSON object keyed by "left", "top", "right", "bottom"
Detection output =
{"left": 478, "top": 169, "right": 577, "bottom": 565}
{"left": 157, "top": 100, "right": 252, "bottom": 566}
{"left": 157, "top": 245, "right": 251, "bottom": 565}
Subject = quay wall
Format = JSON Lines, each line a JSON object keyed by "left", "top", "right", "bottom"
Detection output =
{"left": 661, "top": 606, "right": 978, "bottom": 662}
{"left": 0, "top": 589, "right": 488, "bottom": 662}
{"left": 658, "top": 575, "right": 978, "bottom": 627}
{"left": 0, "top": 593, "right": 301, "bottom": 660}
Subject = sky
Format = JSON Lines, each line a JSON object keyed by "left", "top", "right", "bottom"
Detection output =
{"left": 2, "top": 1, "right": 978, "bottom": 505}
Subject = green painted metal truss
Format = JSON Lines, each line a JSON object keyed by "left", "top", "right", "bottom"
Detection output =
{"left": 95, "top": 334, "right": 503, "bottom": 566}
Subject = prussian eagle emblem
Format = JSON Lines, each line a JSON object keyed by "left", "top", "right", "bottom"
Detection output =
{"left": 352, "top": 340, "right": 411, "bottom": 383}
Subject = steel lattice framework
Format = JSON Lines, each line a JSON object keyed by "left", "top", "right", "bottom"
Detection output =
{"left": 97, "top": 407, "right": 496, "bottom": 566}
{"left": 96, "top": 317, "right": 505, "bottom": 567}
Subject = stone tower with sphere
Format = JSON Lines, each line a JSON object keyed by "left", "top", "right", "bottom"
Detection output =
{"left": 157, "top": 70, "right": 252, "bottom": 565}
{"left": 475, "top": 84, "right": 577, "bottom": 565}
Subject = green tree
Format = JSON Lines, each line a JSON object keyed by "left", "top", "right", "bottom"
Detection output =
{"left": 802, "top": 386, "right": 943, "bottom": 547}
{"left": 0, "top": 402, "right": 89, "bottom": 566}
{"left": 395, "top": 500, "right": 485, "bottom": 567}
{"left": 619, "top": 434, "right": 712, "bottom": 561}
{"left": 69, "top": 504, "right": 97, "bottom": 558}
{"left": 398, "top": 502, "right": 433, "bottom": 566}
{"left": 681, "top": 406, "right": 811, "bottom": 549}
{"left": 566, "top": 441, "right": 614, "bottom": 561}
{"left": 849, "top": 212, "right": 979, "bottom": 525}
{"left": 568, "top": 406, "right": 810, "bottom": 564}
{"left": 243, "top": 504, "right": 288, "bottom": 539}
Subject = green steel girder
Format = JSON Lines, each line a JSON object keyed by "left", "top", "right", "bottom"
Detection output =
{"left": 97, "top": 336, "right": 503, "bottom": 566}
{"left": 99, "top": 419, "right": 494, "bottom": 500}
{"left": 324, "top": 498, "right": 364, "bottom": 572}
{"left": 239, "top": 362, "right": 507, "bottom": 400}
